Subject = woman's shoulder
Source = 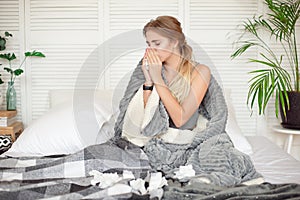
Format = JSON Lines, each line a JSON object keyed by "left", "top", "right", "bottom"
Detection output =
{"left": 194, "top": 63, "right": 210, "bottom": 73}
{"left": 191, "top": 63, "right": 211, "bottom": 82}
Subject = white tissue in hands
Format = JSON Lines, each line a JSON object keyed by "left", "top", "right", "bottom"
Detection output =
{"left": 147, "top": 172, "right": 168, "bottom": 192}
{"left": 89, "top": 170, "right": 122, "bottom": 188}
{"left": 145, "top": 58, "right": 149, "bottom": 70}
{"left": 174, "top": 165, "right": 196, "bottom": 180}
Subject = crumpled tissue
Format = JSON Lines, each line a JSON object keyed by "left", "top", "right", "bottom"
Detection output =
{"left": 89, "top": 170, "right": 122, "bottom": 189}
{"left": 174, "top": 165, "right": 196, "bottom": 180}
{"left": 122, "top": 170, "right": 135, "bottom": 180}
{"left": 89, "top": 170, "right": 167, "bottom": 199}
{"left": 129, "top": 178, "right": 147, "bottom": 195}
{"left": 148, "top": 172, "right": 168, "bottom": 192}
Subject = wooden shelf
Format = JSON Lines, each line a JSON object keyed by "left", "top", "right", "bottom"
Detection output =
{"left": 0, "top": 121, "right": 23, "bottom": 142}
{"left": 0, "top": 110, "right": 17, "bottom": 118}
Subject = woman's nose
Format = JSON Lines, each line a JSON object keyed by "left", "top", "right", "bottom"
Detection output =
{"left": 148, "top": 46, "right": 157, "bottom": 51}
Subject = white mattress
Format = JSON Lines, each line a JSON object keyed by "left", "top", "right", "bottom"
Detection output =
{"left": 247, "top": 136, "right": 300, "bottom": 184}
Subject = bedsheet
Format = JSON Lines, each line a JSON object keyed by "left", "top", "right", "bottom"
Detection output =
{"left": 248, "top": 136, "right": 300, "bottom": 184}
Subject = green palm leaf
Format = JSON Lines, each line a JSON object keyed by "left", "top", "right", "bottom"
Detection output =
{"left": 231, "top": 0, "right": 299, "bottom": 117}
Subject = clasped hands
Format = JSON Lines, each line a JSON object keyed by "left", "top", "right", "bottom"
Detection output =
{"left": 141, "top": 48, "right": 163, "bottom": 85}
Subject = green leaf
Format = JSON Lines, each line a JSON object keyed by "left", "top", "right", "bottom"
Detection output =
{"left": 248, "top": 70, "right": 268, "bottom": 84}
{"left": 0, "top": 53, "right": 16, "bottom": 61}
{"left": 275, "top": 90, "right": 279, "bottom": 118}
{"left": 231, "top": 43, "right": 254, "bottom": 58}
{"left": 25, "top": 51, "right": 46, "bottom": 57}
{"left": 14, "top": 69, "right": 24, "bottom": 76}
{"left": 247, "top": 67, "right": 281, "bottom": 115}
{"left": 278, "top": 88, "right": 287, "bottom": 117}
{"left": 0, "top": 38, "right": 6, "bottom": 51}
{"left": 248, "top": 89, "right": 258, "bottom": 110}
{"left": 260, "top": 53, "right": 278, "bottom": 66}
{"left": 270, "top": 69, "right": 275, "bottom": 87}
{"left": 24, "top": 52, "right": 31, "bottom": 56}
{"left": 257, "top": 86, "right": 263, "bottom": 114}
{"left": 266, "top": 0, "right": 300, "bottom": 42}
{"left": 265, "top": 83, "right": 276, "bottom": 108}
{"left": 4, "top": 67, "right": 13, "bottom": 74}
{"left": 32, "top": 51, "right": 45, "bottom": 57}
{"left": 273, "top": 67, "right": 292, "bottom": 90}
{"left": 4, "top": 31, "right": 12, "bottom": 37}
{"left": 249, "top": 69, "right": 269, "bottom": 74}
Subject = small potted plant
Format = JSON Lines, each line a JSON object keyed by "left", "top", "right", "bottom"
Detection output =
{"left": 231, "top": 0, "right": 300, "bottom": 129}
{"left": 0, "top": 31, "right": 12, "bottom": 106}
{"left": 0, "top": 31, "right": 45, "bottom": 110}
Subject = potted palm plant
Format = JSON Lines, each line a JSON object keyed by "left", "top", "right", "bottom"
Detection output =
{"left": 231, "top": 0, "right": 300, "bottom": 129}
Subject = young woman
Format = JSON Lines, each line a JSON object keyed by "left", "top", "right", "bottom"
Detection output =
{"left": 141, "top": 16, "right": 211, "bottom": 130}
{"left": 113, "top": 15, "right": 262, "bottom": 186}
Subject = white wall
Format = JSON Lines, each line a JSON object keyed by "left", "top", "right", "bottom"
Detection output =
{"left": 0, "top": 0, "right": 299, "bottom": 159}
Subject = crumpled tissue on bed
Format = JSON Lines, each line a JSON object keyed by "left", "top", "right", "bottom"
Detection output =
{"left": 174, "top": 164, "right": 196, "bottom": 180}
{"left": 148, "top": 172, "right": 168, "bottom": 192}
{"left": 130, "top": 178, "right": 147, "bottom": 195}
{"left": 89, "top": 170, "right": 122, "bottom": 188}
{"left": 89, "top": 170, "right": 168, "bottom": 199}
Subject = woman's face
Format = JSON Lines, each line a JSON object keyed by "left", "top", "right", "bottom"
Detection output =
{"left": 145, "top": 30, "right": 177, "bottom": 62}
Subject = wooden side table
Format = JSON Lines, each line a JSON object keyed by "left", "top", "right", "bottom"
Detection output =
{"left": 0, "top": 121, "right": 23, "bottom": 142}
{"left": 273, "top": 125, "right": 300, "bottom": 154}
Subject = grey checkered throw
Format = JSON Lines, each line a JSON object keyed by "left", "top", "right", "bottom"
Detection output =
{"left": 0, "top": 140, "right": 151, "bottom": 199}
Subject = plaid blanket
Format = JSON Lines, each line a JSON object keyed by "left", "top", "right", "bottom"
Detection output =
{"left": 0, "top": 140, "right": 152, "bottom": 199}
{"left": 1, "top": 145, "right": 300, "bottom": 200}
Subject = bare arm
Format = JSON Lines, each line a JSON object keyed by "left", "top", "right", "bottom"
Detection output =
{"left": 155, "top": 65, "right": 211, "bottom": 127}
{"left": 143, "top": 89, "right": 152, "bottom": 107}
{"left": 146, "top": 47, "right": 211, "bottom": 127}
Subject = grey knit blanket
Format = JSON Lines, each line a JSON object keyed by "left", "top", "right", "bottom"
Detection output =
{"left": 113, "top": 60, "right": 262, "bottom": 186}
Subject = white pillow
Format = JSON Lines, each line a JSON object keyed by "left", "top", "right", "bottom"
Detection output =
{"left": 224, "top": 89, "right": 253, "bottom": 155}
{"left": 4, "top": 90, "right": 117, "bottom": 157}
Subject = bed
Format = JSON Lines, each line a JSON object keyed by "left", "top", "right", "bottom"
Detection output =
{"left": 247, "top": 136, "right": 300, "bottom": 184}
{"left": 0, "top": 89, "right": 300, "bottom": 199}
